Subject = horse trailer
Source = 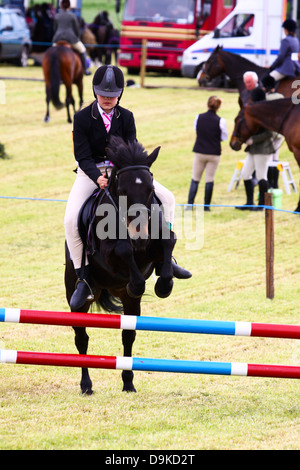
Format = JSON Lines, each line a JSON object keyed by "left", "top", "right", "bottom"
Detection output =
{"left": 181, "top": 0, "right": 300, "bottom": 78}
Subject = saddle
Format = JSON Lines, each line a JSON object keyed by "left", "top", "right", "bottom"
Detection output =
{"left": 55, "top": 40, "right": 72, "bottom": 48}
{"left": 78, "top": 188, "right": 105, "bottom": 255}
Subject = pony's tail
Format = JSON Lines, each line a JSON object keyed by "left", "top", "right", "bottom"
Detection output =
{"left": 50, "top": 50, "right": 64, "bottom": 110}
{"left": 96, "top": 289, "right": 123, "bottom": 313}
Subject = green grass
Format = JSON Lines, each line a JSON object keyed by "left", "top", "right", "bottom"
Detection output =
{"left": 0, "top": 61, "right": 299, "bottom": 450}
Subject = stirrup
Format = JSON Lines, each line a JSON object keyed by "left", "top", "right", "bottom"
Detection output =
{"left": 75, "top": 278, "right": 95, "bottom": 301}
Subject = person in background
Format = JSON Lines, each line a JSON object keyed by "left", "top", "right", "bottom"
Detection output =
{"left": 186, "top": 96, "right": 228, "bottom": 212}
{"left": 235, "top": 88, "right": 275, "bottom": 211}
{"left": 239, "top": 71, "right": 259, "bottom": 108}
{"left": 262, "top": 75, "right": 284, "bottom": 189}
{"left": 52, "top": 0, "right": 91, "bottom": 75}
{"left": 269, "top": 19, "right": 300, "bottom": 82}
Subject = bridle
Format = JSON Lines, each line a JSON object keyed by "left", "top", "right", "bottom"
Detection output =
{"left": 104, "top": 164, "right": 154, "bottom": 223}
{"left": 202, "top": 52, "right": 222, "bottom": 80}
{"left": 232, "top": 108, "right": 253, "bottom": 145}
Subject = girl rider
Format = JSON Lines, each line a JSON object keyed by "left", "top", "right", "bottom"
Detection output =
{"left": 64, "top": 65, "right": 191, "bottom": 311}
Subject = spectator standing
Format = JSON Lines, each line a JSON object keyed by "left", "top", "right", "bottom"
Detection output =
{"left": 235, "top": 88, "right": 276, "bottom": 211}
{"left": 186, "top": 96, "right": 227, "bottom": 211}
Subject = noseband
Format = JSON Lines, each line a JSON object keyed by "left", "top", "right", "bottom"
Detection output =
{"left": 116, "top": 165, "right": 151, "bottom": 176}
{"left": 114, "top": 165, "right": 154, "bottom": 220}
{"left": 232, "top": 109, "right": 253, "bottom": 144}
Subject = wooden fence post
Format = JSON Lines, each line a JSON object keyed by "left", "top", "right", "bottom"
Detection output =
{"left": 140, "top": 39, "right": 147, "bottom": 88}
{"left": 265, "top": 192, "right": 274, "bottom": 299}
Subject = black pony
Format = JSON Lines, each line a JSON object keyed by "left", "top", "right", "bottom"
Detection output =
{"left": 65, "top": 136, "right": 179, "bottom": 394}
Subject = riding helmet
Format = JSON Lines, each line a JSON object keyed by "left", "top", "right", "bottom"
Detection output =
{"left": 282, "top": 19, "right": 297, "bottom": 32}
{"left": 92, "top": 65, "right": 124, "bottom": 98}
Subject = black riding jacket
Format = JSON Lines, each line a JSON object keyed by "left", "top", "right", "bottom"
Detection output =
{"left": 73, "top": 101, "right": 137, "bottom": 184}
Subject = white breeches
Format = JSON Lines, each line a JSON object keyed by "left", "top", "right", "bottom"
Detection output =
{"left": 64, "top": 167, "right": 176, "bottom": 269}
{"left": 241, "top": 153, "right": 272, "bottom": 181}
{"left": 269, "top": 70, "right": 286, "bottom": 81}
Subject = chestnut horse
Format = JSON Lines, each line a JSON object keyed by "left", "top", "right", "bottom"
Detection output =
{"left": 42, "top": 41, "right": 83, "bottom": 123}
{"left": 230, "top": 98, "right": 300, "bottom": 212}
{"left": 199, "top": 46, "right": 300, "bottom": 106}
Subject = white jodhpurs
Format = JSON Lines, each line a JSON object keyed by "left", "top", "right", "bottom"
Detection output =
{"left": 64, "top": 167, "right": 176, "bottom": 270}
{"left": 241, "top": 153, "right": 272, "bottom": 181}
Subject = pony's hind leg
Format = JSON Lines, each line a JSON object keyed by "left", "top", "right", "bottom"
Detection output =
{"left": 119, "top": 294, "right": 141, "bottom": 392}
{"left": 65, "top": 86, "right": 75, "bottom": 123}
{"left": 73, "top": 326, "right": 93, "bottom": 395}
{"left": 44, "top": 86, "right": 51, "bottom": 123}
{"left": 121, "top": 329, "right": 137, "bottom": 392}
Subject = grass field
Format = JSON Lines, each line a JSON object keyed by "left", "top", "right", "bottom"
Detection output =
{"left": 0, "top": 59, "right": 299, "bottom": 451}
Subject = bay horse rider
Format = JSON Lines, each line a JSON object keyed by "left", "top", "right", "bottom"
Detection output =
{"left": 268, "top": 19, "right": 300, "bottom": 82}
{"left": 52, "top": 0, "right": 91, "bottom": 75}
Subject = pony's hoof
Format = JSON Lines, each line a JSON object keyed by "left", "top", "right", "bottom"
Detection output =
{"left": 44, "top": 116, "right": 50, "bottom": 123}
{"left": 126, "top": 283, "right": 144, "bottom": 298}
{"left": 122, "top": 370, "right": 136, "bottom": 392}
{"left": 154, "top": 278, "right": 173, "bottom": 298}
{"left": 122, "top": 384, "right": 137, "bottom": 393}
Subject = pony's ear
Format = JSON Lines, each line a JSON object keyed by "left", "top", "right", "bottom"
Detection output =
{"left": 147, "top": 146, "right": 161, "bottom": 167}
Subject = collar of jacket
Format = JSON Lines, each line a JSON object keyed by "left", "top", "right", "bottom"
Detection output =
{"left": 91, "top": 101, "right": 121, "bottom": 120}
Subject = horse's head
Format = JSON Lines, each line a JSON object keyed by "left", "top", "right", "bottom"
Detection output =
{"left": 230, "top": 105, "right": 258, "bottom": 151}
{"left": 106, "top": 136, "right": 160, "bottom": 250}
{"left": 199, "top": 46, "right": 225, "bottom": 83}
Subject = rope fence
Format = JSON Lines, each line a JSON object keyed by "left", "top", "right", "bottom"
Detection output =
{"left": 0, "top": 195, "right": 299, "bottom": 215}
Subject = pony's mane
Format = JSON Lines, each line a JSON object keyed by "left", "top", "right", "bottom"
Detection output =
{"left": 248, "top": 97, "right": 293, "bottom": 109}
{"left": 212, "top": 46, "right": 266, "bottom": 74}
{"left": 106, "top": 136, "right": 149, "bottom": 169}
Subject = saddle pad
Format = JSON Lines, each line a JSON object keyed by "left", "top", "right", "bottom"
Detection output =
{"left": 78, "top": 189, "right": 104, "bottom": 252}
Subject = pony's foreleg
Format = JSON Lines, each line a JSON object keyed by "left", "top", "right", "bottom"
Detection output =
{"left": 114, "top": 240, "right": 146, "bottom": 298}
{"left": 154, "top": 224, "right": 176, "bottom": 298}
{"left": 73, "top": 326, "right": 93, "bottom": 395}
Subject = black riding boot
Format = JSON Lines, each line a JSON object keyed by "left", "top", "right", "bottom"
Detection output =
{"left": 268, "top": 166, "right": 279, "bottom": 189}
{"left": 172, "top": 259, "right": 192, "bottom": 279}
{"left": 155, "top": 258, "right": 192, "bottom": 280}
{"left": 80, "top": 52, "right": 91, "bottom": 76}
{"left": 185, "top": 179, "right": 199, "bottom": 210}
{"left": 235, "top": 179, "right": 254, "bottom": 210}
{"left": 204, "top": 182, "right": 214, "bottom": 211}
{"left": 254, "top": 179, "right": 269, "bottom": 211}
{"left": 70, "top": 265, "right": 94, "bottom": 311}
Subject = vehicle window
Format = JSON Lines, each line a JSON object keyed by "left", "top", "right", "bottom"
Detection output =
{"left": 123, "top": 0, "right": 195, "bottom": 24}
{"left": 218, "top": 14, "right": 254, "bottom": 38}
{"left": 11, "top": 12, "right": 27, "bottom": 31}
{"left": 0, "top": 12, "right": 13, "bottom": 31}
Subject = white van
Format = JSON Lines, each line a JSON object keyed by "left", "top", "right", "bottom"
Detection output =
{"left": 181, "top": 0, "right": 297, "bottom": 78}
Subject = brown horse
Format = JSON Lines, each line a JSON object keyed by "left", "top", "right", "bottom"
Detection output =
{"left": 87, "top": 12, "right": 119, "bottom": 65}
{"left": 230, "top": 97, "right": 300, "bottom": 212}
{"left": 199, "top": 46, "right": 300, "bottom": 106}
{"left": 42, "top": 41, "right": 84, "bottom": 123}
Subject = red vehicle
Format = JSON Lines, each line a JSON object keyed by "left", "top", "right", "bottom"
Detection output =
{"left": 117, "top": 0, "right": 237, "bottom": 73}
